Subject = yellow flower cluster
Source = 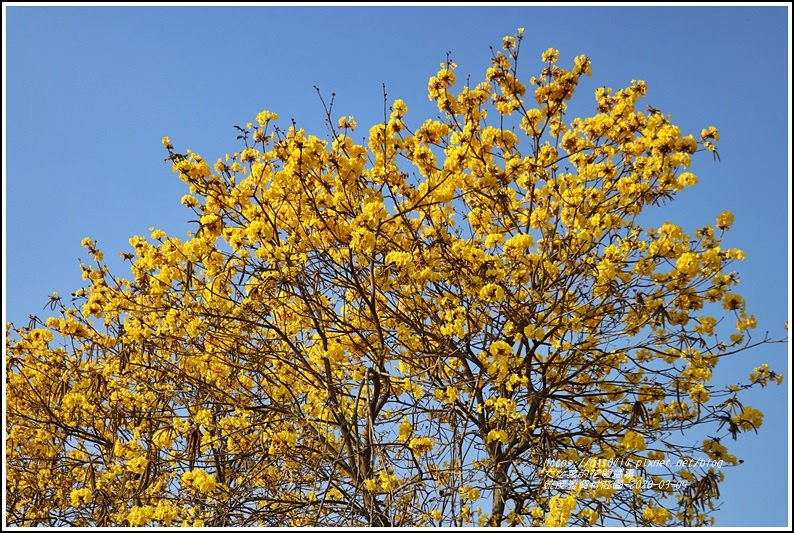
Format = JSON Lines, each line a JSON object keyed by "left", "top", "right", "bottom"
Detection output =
{"left": 408, "top": 436, "right": 435, "bottom": 455}
{"left": 545, "top": 493, "right": 578, "bottom": 526}
{"left": 643, "top": 504, "right": 672, "bottom": 525}
{"left": 749, "top": 363, "right": 784, "bottom": 387}
{"left": 622, "top": 430, "right": 647, "bottom": 451}
{"left": 181, "top": 469, "right": 217, "bottom": 493}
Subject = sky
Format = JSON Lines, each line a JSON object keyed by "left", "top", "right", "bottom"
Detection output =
{"left": 3, "top": 3, "right": 791, "bottom": 527}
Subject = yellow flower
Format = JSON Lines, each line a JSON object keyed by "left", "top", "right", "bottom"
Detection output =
{"left": 441, "top": 385, "right": 458, "bottom": 404}
{"left": 153, "top": 500, "right": 178, "bottom": 526}
{"left": 181, "top": 469, "right": 217, "bottom": 493}
{"left": 255, "top": 110, "right": 278, "bottom": 126}
{"left": 459, "top": 486, "right": 480, "bottom": 501}
{"left": 700, "top": 126, "right": 719, "bottom": 141}
{"left": 337, "top": 116, "right": 357, "bottom": 130}
{"left": 541, "top": 48, "right": 560, "bottom": 63}
{"left": 489, "top": 340, "right": 513, "bottom": 357}
{"left": 732, "top": 406, "right": 763, "bottom": 431}
{"left": 580, "top": 508, "right": 599, "bottom": 525}
{"left": 153, "top": 427, "right": 176, "bottom": 449}
{"left": 391, "top": 99, "right": 408, "bottom": 118}
{"left": 722, "top": 293, "right": 744, "bottom": 311}
{"left": 622, "top": 430, "right": 646, "bottom": 451}
{"left": 545, "top": 494, "right": 577, "bottom": 526}
{"left": 127, "top": 505, "right": 155, "bottom": 526}
{"left": 642, "top": 505, "right": 671, "bottom": 525}
{"left": 694, "top": 316, "right": 717, "bottom": 336}
{"left": 408, "top": 436, "right": 435, "bottom": 455}
{"left": 736, "top": 314, "right": 757, "bottom": 332}
{"left": 70, "top": 487, "right": 92, "bottom": 507}
{"left": 678, "top": 172, "right": 697, "bottom": 187}
{"left": 398, "top": 417, "right": 413, "bottom": 442}
{"left": 487, "top": 429, "right": 510, "bottom": 444}
{"left": 127, "top": 456, "right": 148, "bottom": 474}
{"left": 716, "top": 210, "right": 734, "bottom": 230}
{"left": 378, "top": 470, "right": 400, "bottom": 491}
{"left": 688, "top": 383, "right": 710, "bottom": 404}
{"left": 726, "top": 248, "right": 745, "bottom": 260}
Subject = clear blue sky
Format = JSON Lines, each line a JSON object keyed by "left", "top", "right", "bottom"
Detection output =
{"left": 3, "top": 4, "right": 791, "bottom": 527}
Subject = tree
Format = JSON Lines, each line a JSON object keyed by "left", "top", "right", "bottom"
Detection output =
{"left": 6, "top": 29, "right": 786, "bottom": 527}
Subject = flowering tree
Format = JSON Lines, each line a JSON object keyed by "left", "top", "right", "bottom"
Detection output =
{"left": 6, "top": 30, "right": 785, "bottom": 527}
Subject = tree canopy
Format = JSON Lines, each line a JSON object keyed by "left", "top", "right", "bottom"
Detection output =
{"left": 6, "top": 30, "right": 786, "bottom": 527}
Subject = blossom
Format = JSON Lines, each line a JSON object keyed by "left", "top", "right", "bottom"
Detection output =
{"left": 408, "top": 437, "right": 435, "bottom": 454}
{"left": 70, "top": 487, "right": 92, "bottom": 507}
{"left": 716, "top": 210, "right": 735, "bottom": 230}
{"left": 622, "top": 430, "right": 646, "bottom": 451}
{"left": 700, "top": 126, "right": 719, "bottom": 141}
{"left": 487, "top": 429, "right": 510, "bottom": 444}
{"left": 181, "top": 469, "right": 217, "bottom": 493}
{"left": 642, "top": 505, "right": 671, "bottom": 525}
{"left": 688, "top": 383, "right": 710, "bottom": 404}
{"left": 542, "top": 48, "right": 560, "bottom": 63}
{"left": 722, "top": 293, "right": 744, "bottom": 311}
{"left": 126, "top": 456, "right": 148, "bottom": 474}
